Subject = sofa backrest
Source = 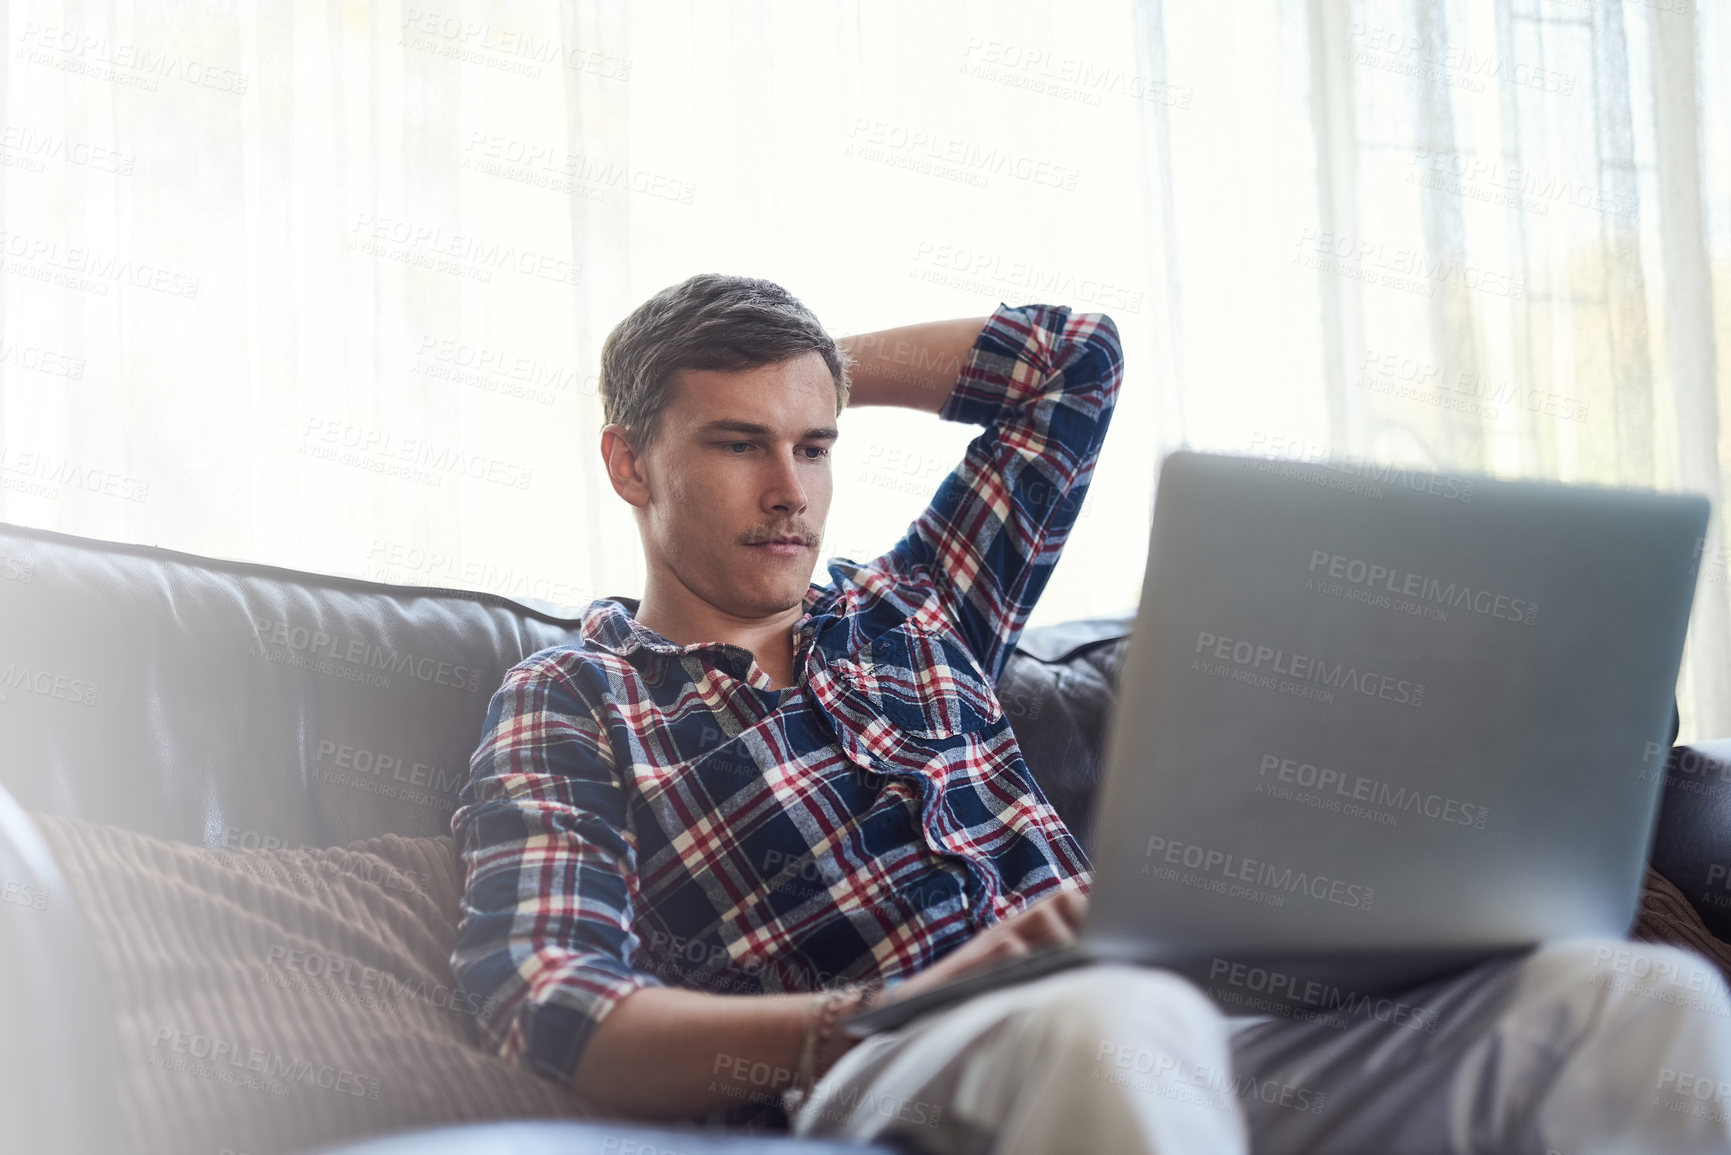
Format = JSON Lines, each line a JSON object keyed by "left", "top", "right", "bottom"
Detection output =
{"left": 0, "top": 521, "right": 589, "bottom": 848}
{"left": 0, "top": 520, "right": 1133, "bottom": 854}
{"left": 14, "top": 519, "right": 1731, "bottom": 944}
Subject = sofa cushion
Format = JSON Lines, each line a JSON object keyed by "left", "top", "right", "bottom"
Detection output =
{"left": 21, "top": 804, "right": 905, "bottom": 1155}
{"left": 993, "top": 612, "right": 1132, "bottom": 852}
{"left": 31, "top": 814, "right": 595, "bottom": 1154}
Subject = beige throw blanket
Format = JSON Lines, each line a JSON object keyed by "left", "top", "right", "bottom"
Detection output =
{"left": 31, "top": 815, "right": 1731, "bottom": 1154}
{"left": 1632, "top": 864, "right": 1731, "bottom": 975}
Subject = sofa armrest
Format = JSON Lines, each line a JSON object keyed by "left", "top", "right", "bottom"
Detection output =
{"left": 0, "top": 783, "right": 125, "bottom": 1154}
{"left": 309, "top": 1119, "right": 904, "bottom": 1154}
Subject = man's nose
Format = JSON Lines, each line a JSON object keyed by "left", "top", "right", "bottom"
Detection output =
{"left": 762, "top": 451, "right": 808, "bottom": 514}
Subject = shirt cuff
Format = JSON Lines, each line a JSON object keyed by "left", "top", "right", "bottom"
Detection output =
{"left": 939, "top": 301, "right": 1088, "bottom": 429}
{"left": 515, "top": 953, "right": 665, "bottom": 1085}
{"left": 938, "top": 301, "right": 1023, "bottom": 427}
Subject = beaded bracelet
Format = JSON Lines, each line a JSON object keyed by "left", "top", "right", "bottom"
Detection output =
{"left": 817, "top": 980, "right": 884, "bottom": 1074}
{"left": 782, "top": 980, "right": 885, "bottom": 1117}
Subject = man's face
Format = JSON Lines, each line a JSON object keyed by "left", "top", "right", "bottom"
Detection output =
{"left": 627, "top": 352, "right": 839, "bottom": 620}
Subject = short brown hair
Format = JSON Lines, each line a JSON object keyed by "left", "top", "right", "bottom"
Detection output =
{"left": 598, "top": 274, "right": 852, "bottom": 452}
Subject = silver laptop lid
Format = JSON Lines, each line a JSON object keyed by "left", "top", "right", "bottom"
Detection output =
{"left": 1084, "top": 449, "right": 1708, "bottom": 959}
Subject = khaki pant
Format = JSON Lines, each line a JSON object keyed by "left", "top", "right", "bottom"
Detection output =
{"left": 790, "top": 938, "right": 1731, "bottom": 1155}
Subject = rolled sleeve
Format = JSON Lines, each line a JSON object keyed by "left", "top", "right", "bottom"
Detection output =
{"left": 876, "top": 302, "right": 1124, "bottom": 682}
{"left": 449, "top": 652, "right": 664, "bottom": 1087}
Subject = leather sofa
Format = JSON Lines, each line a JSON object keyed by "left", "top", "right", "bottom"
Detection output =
{"left": 1, "top": 518, "right": 1727, "bottom": 1154}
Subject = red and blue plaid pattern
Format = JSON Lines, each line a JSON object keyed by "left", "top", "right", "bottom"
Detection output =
{"left": 450, "top": 303, "right": 1124, "bottom": 1109}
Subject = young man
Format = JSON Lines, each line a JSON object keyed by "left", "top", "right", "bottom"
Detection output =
{"left": 450, "top": 274, "right": 1731, "bottom": 1154}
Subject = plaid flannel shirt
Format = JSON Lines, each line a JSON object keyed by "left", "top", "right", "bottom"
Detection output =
{"left": 450, "top": 302, "right": 1123, "bottom": 1118}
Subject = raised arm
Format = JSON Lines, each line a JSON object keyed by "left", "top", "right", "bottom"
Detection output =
{"left": 851, "top": 303, "right": 1124, "bottom": 682}
{"left": 837, "top": 315, "right": 992, "bottom": 413}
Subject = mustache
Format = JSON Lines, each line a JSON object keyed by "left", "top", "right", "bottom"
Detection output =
{"left": 739, "top": 526, "right": 820, "bottom": 546}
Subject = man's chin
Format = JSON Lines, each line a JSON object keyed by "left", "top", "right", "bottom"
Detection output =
{"left": 704, "top": 572, "right": 805, "bottom": 619}
{"left": 758, "top": 579, "right": 814, "bottom": 616}
{"left": 752, "top": 586, "right": 808, "bottom": 616}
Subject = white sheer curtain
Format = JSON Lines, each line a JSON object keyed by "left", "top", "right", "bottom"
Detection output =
{"left": 1126, "top": 0, "right": 1730, "bottom": 736}
{"left": 2, "top": 0, "right": 1726, "bottom": 735}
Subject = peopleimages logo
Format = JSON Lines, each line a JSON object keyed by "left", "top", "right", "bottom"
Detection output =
{"left": 1648, "top": 740, "right": 1731, "bottom": 790}
{"left": 1257, "top": 753, "right": 1490, "bottom": 830}
{"left": 1, "top": 876, "right": 50, "bottom": 911}
{"left": 1206, "top": 958, "right": 1440, "bottom": 1034}
{"left": 149, "top": 1026, "right": 381, "bottom": 1100}
{"left": 265, "top": 944, "right": 495, "bottom": 1018}
{"left": 709, "top": 1051, "right": 945, "bottom": 1128}
{"left": 310, "top": 738, "right": 468, "bottom": 811}
{"left": 1355, "top": 346, "right": 1588, "bottom": 423}
{"left": 299, "top": 417, "right": 536, "bottom": 490}
{"left": 907, "top": 240, "right": 1144, "bottom": 313}
{"left": 1194, "top": 630, "right": 1425, "bottom": 708}
{"left": 1246, "top": 432, "right": 1476, "bottom": 502}
{"left": 1306, "top": 550, "right": 1539, "bottom": 627}
{"left": 0, "top": 445, "right": 151, "bottom": 502}
{"left": 0, "top": 227, "right": 201, "bottom": 298}
{"left": 1142, "top": 835, "right": 1375, "bottom": 910}
{"left": 1092, "top": 1038, "right": 1327, "bottom": 1115}
{"left": 251, "top": 616, "right": 485, "bottom": 692}
{"left": 0, "top": 661, "right": 100, "bottom": 708}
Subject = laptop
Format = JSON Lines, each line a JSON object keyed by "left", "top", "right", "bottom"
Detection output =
{"left": 844, "top": 447, "right": 1709, "bottom": 1038}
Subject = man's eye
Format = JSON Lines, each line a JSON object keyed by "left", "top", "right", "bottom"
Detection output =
{"left": 800, "top": 446, "right": 830, "bottom": 460}
{"left": 724, "top": 442, "right": 753, "bottom": 454}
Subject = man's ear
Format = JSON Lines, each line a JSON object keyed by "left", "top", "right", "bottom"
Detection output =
{"left": 601, "top": 423, "right": 651, "bottom": 509}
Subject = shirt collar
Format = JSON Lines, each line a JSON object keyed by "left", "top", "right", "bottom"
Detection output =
{"left": 578, "top": 587, "right": 835, "bottom": 664}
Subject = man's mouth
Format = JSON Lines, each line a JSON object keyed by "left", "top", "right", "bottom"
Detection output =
{"left": 746, "top": 536, "right": 810, "bottom": 558}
